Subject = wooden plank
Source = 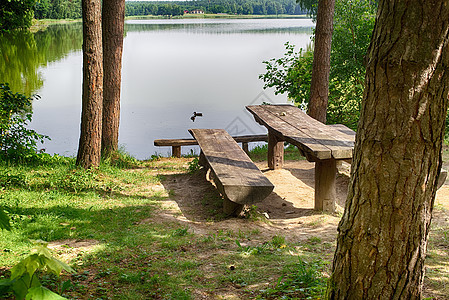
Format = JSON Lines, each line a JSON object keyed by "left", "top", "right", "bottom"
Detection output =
{"left": 189, "top": 129, "right": 274, "bottom": 206}
{"left": 246, "top": 105, "right": 354, "bottom": 160}
{"left": 154, "top": 138, "right": 197, "bottom": 147}
{"left": 247, "top": 105, "right": 332, "bottom": 160}
{"left": 154, "top": 134, "right": 268, "bottom": 147}
{"left": 261, "top": 105, "right": 354, "bottom": 159}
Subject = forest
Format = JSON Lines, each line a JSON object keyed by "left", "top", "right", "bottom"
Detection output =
{"left": 31, "top": 0, "right": 308, "bottom": 20}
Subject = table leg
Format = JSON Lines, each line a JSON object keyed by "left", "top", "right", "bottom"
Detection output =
{"left": 314, "top": 158, "right": 336, "bottom": 212}
{"left": 268, "top": 130, "right": 284, "bottom": 170}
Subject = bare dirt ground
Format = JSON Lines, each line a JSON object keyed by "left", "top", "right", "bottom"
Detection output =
{"left": 46, "top": 158, "right": 449, "bottom": 299}
{"left": 161, "top": 159, "right": 449, "bottom": 299}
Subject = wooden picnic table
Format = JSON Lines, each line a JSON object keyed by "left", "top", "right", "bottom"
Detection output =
{"left": 246, "top": 104, "right": 356, "bottom": 212}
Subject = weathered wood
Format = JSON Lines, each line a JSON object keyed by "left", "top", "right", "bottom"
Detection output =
{"left": 154, "top": 134, "right": 268, "bottom": 147}
{"left": 172, "top": 146, "right": 181, "bottom": 158}
{"left": 242, "top": 142, "right": 249, "bottom": 154}
{"left": 154, "top": 134, "right": 268, "bottom": 157}
{"left": 268, "top": 129, "right": 284, "bottom": 170}
{"left": 314, "top": 158, "right": 337, "bottom": 212}
{"left": 189, "top": 129, "right": 274, "bottom": 213}
{"left": 247, "top": 105, "right": 355, "bottom": 160}
{"left": 247, "top": 104, "right": 356, "bottom": 213}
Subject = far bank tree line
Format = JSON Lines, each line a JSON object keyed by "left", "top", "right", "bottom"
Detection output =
{"left": 33, "top": 0, "right": 307, "bottom": 20}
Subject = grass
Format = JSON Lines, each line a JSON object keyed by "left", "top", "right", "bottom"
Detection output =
{"left": 248, "top": 143, "right": 305, "bottom": 162}
{"left": 0, "top": 153, "right": 327, "bottom": 299}
{"left": 1, "top": 144, "right": 448, "bottom": 299}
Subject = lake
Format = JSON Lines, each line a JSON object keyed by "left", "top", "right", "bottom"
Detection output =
{"left": 2, "top": 18, "right": 314, "bottom": 159}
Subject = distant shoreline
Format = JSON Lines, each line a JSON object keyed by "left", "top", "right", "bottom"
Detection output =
{"left": 30, "top": 14, "right": 311, "bottom": 32}
{"left": 127, "top": 13, "right": 310, "bottom": 20}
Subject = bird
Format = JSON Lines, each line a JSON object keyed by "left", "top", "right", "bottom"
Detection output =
{"left": 190, "top": 112, "right": 203, "bottom": 122}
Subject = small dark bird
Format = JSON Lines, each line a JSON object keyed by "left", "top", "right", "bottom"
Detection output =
{"left": 190, "top": 111, "right": 203, "bottom": 122}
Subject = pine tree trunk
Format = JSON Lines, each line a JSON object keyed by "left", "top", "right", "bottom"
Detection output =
{"left": 101, "top": 0, "right": 125, "bottom": 158}
{"left": 328, "top": 1, "right": 449, "bottom": 298}
{"left": 76, "top": 0, "right": 103, "bottom": 169}
{"left": 307, "top": 0, "right": 335, "bottom": 123}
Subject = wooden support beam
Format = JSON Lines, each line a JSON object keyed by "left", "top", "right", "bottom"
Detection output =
{"left": 267, "top": 130, "right": 284, "bottom": 170}
{"left": 172, "top": 146, "right": 181, "bottom": 158}
{"left": 314, "top": 158, "right": 336, "bottom": 212}
{"left": 242, "top": 142, "right": 249, "bottom": 155}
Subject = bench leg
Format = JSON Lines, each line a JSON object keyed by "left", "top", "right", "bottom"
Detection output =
{"left": 314, "top": 158, "right": 336, "bottom": 212}
{"left": 223, "top": 198, "right": 245, "bottom": 216}
{"left": 268, "top": 130, "right": 284, "bottom": 170}
{"left": 242, "top": 142, "right": 249, "bottom": 155}
{"left": 172, "top": 146, "right": 181, "bottom": 158}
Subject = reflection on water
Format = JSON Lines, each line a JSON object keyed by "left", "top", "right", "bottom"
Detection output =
{"left": 126, "top": 18, "right": 313, "bottom": 34}
{"left": 0, "top": 24, "right": 82, "bottom": 95}
{"left": 17, "top": 19, "right": 313, "bottom": 159}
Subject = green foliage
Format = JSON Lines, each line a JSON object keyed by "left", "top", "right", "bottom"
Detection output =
{"left": 0, "top": 0, "right": 35, "bottom": 32}
{"left": 0, "top": 206, "right": 11, "bottom": 231}
{"left": 260, "top": 42, "right": 313, "bottom": 109}
{"left": 187, "top": 157, "right": 201, "bottom": 174}
{"left": 0, "top": 25, "right": 83, "bottom": 95}
{"left": 125, "top": 0, "right": 308, "bottom": 17}
{"left": 56, "top": 168, "right": 98, "bottom": 193}
{"left": 102, "top": 147, "right": 141, "bottom": 169}
{"left": 235, "top": 236, "right": 288, "bottom": 256}
{"left": 0, "top": 241, "right": 74, "bottom": 299}
{"left": 260, "top": 258, "right": 326, "bottom": 299}
{"left": 0, "top": 83, "right": 50, "bottom": 162}
{"left": 260, "top": 0, "right": 377, "bottom": 130}
{"left": 34, "top": 0, "right": 82, "bottom": 20}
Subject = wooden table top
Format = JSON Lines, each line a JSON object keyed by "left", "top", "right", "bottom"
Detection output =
{"left": 246, "top": 104, "right": 355, "bottom": 160}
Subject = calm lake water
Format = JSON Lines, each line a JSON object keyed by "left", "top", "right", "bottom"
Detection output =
{"left": 3, "top": 18, "right": 314, "bottom": 159}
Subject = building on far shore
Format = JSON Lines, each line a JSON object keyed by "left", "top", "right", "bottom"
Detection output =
{"left": 189, "top": 9, "right": 204, "bottom": 14}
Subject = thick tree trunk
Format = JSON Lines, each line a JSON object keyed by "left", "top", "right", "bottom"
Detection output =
{"left": 307, "top": 0, "right": 335, "bottom": 123}
{"left": 101, "top": 0, "right": 125, "bottom": 158}
{"left": 328, "top": 1, "right": 449, "bottom": 298}
{"left": 76, "top": 0, "right": 103, "bottom": 169}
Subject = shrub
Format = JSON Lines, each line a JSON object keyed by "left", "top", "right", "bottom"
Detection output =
{"left": 260, "top": 0, "right": 377, "bottom": 131}
{"left": 0, "top": 83, "right": 50, "bottom": 162}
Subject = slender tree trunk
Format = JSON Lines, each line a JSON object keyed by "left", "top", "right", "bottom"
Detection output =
{"left": 101, "top": 0, "right": 125, "bottom": 158}
{"left": 76, "top": 0, "right": 103, "bottom": 169}
{"left": 328, "top": 1, "right": 449, "bottom": 298}
{"left": 307, "top": 0, "right": 335, "bottom": 123}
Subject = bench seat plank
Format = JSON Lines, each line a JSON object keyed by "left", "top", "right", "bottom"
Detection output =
{"left": 189, "top": 129, "right": 274, "bottom": 206}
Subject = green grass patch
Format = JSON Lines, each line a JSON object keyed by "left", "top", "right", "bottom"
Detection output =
{"left": 0, "top": 155, "right": 329, "bottom": 299}
{"left": 249, "top": 143, "right": 305, "bottom": 162}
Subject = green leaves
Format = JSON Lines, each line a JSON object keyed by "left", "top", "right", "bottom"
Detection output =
{"left": 0, "top": 241, "right": 74, "bottom": 300}
{"left": 0, "top": 83, "right": 50, "bottom": 161}
{"left": 0, "top": 207, "right": 11, "bottom": 230}
{"left": 26, "top": 286, "right": 67, "bottom": 300}
{"left": 11, "top": 241, "right": 75, "bottom": 282}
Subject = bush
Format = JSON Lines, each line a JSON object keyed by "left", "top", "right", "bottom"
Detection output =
{"left": 0, "top": 83, "right": 50, "bottom": 162}
{"left": 260, "top": 0, "right": 377, "bottom": 131}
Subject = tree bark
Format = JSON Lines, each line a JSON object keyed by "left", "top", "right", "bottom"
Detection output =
{"left": 328, "top": 1, "right": 449, "bottom": 298}
{"left": 101, "top": 0, "right": 125, "bottom": 158}
{"left": 76, "top": 0, "right": 103, "bottom": 169}
{"left": 307, "top": 0, "right": 335, "bottom": 123}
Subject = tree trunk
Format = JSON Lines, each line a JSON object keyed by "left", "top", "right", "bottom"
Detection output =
{"left": 76, "top": 0, "right": 103, "bottom": 169}
{"left": 328, "top": 1, "right": 449, "bottom": 298}
{"left": 307, "top": 0, "right": 335, "bottom": 123}
{"left": 101, "top": 0, "right": 125, "bottom": 158}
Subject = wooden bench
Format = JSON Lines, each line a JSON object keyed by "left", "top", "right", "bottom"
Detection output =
{"left": 189, "top": 129, "right": 274, "bottom": 215}
{"left": 154, "top": 134, "right": 268, "bottom": 157}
